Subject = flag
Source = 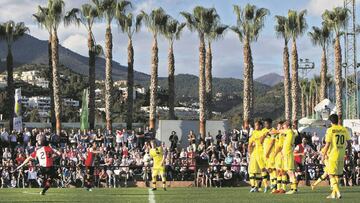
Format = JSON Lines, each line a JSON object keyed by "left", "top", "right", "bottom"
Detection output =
{"left": 13, "top": 88, "right": 22, "bottom": 132}
{"left": 80, "top": 89, "right": 89, "bottom": 130}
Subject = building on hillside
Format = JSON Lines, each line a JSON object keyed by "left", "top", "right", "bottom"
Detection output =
{"left": 114, "top": 80, "right": 127, "bottom": 87}
{"left": 22, "top": 96, "right": 79, "bottom": 111}
{"left": 140, "top": 106, "right": 199, "bottom": 120}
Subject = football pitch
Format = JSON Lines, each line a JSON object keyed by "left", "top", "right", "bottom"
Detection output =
{"left": 0, "top": 187, "right": 358, "bottom": 203}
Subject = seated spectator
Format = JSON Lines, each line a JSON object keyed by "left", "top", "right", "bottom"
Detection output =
{"left": 223, "top": 168, "right": 233, "bottom": 187}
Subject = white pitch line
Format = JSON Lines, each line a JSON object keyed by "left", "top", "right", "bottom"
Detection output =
{"left": 148, "top": 188, "right": 156, "bottom": 203}
{"left": 22, "top": 191, "right": 42, "bottom": 195}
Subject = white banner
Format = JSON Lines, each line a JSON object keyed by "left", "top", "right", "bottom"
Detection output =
{"left": 13, "top": 88, "right": 22, "bottom": 132}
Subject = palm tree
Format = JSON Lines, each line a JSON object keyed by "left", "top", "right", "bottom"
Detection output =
{"left": 0, "top": 21, "right": 29, "bottom": 130}
{"left": 308, "top": 24, "right": 332, "bottom": 101}
{"left": 231, "top": 4, "right": 269, "bottom": 125}
{"left": 287, "top": 9, "right": 307, "bottom": 122}
{"left": 33, "top": 5, "right": 56, "bottom": 130}
{"left": 163, "top": 18, "right": 186, "bottom": 120}
{"left": 205, "top": 21, "right": 227, "bottom": 119}
{"left": 275, "top": 15, "right": 291, "bottom": 121}
{"left": 141, "top": 8, "right": 169, "bottom": 129}
{"left": 65, "top": 3, "right": 102, "bottom": 130}
{"left": 45, "top": 0, "right": 69, "bottom": 136}
{"left": 323, "top": 7, "right": 349, "bottom": 122}
{"left": 115, "top": 4, "right": 143, "bottom": 129}
{"left": 300, "top": 79, "right": 308, "bottom": 118}
{"left": 93, "top": 0, "right": 131, "bottom": 131}
{"left": 181, "top": 7, "right": 219, "bottom": 138}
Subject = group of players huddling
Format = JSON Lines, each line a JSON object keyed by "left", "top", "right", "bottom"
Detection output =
{"left": 13, "top": 139, "right": 167, "bottom": 195}
{"left": 11, "top": 113, "right": 350, "bottom": 199}
{"left": 248, "top": 114, "right": 351, "bottom": 199}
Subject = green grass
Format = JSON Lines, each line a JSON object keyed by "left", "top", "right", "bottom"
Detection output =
{"left": 0, "top": 187, "right": 358, "bottom": 203}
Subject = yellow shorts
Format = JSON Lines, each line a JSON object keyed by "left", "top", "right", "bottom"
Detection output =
{"left": 265, "top": 153, "right": 276, "bottom": 169}
{"left": 249, "top": 154, "right": 260, "bottom": 174}
{"left": 283, "top": 153, "right": 294, "bottom": 171}
{"left": 152, "top": 167, "right": 165, "bottom": 177}
{"left": 327, "top": 158, "right": 344, "bottom": 176}
{"left": 255, "top": 154, "right": 265, "bottom": 170}
{"left": 275, "top": 154, "right": 283, "bottom": 170}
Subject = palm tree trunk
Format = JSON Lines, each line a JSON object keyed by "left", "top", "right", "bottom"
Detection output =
{"left": 291, "top": 38, "right": 299, "bottom": 122}
{"left": 105, "top": 25, "right": 113, "bottom": 131}
{"left": 205, "top": 41, "right": 213, "bottom": 120}
{"left": 334, "top": 36, "right": 342, "bottom": 123}
{"left": 283, "top": 42, "right": 291, "bottom": 121}
{"left": 168, "top": 41, "right": 175, "bottom": 120}
{"left": 48, "top": 34, "right": 55, "bottom": 129}
{"left": 51, "top": 30, "right": 61, "bottom": 135}
{"left": 126, "top": 37, "right": 134, "bottom": 129}
{"left": 199, "top": 34, "right": 206, "bottom": 139}
{"left": 88, "top": 31, "right": 96, "bottom": 130}
{"left": 320, "top": 47, "right": 327, "bottom": 101}
{"left": 301, "top": 89, "right": 305, "bottom": 118}
{"left": 6, "top": 46, "right": 14, "bottom": 131}
{"left": 243, "top": 37, "right": 251, "bottom": 124}
{"left": 149, "top": 35, "right": 158, "bottom": 129}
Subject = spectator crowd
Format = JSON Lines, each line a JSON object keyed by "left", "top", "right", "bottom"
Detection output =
{"left": 0, "top": 125, "right": 359, "bottom": 188}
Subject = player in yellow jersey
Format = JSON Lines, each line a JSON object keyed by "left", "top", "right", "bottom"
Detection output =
{"left": 262, "top": 118, "right": 276, "bottom": 193}
{"left": 282, "top": 121, "right": 297, "bottom": 194}
{"left": 271, "top": 121, "right": 287, "bottom": 194}
{"left": 149, "top": 141, "right": 167, "bottom": 191}
{"left": 263, "top": 118, "right": 277, "bottom": 193}
{"left": 322, "top": 114, "right": 351, "bottom": 199}
{"left": 248, "top": 121, "right": 266, "bottom": 192}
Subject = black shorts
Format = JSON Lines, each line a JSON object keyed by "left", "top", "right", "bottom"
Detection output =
{"left": 40, "top": 166, "right": 56, "bottom": 180}
{"left": 86, "top": 166, "right": 94, "bottom": 177}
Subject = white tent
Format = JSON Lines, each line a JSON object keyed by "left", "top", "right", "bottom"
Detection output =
{"left": 314, "top": 99, "right": 336, "bottom": 113}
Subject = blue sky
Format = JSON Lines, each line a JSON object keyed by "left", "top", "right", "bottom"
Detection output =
{"left": 0, "top": 0, "right": 354, "bottom": 78}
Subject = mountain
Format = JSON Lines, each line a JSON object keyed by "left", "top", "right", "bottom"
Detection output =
{"left": 255, "top": 73, "right": 283, "bottom": 87}
{"left": 0, "top": 34, "right": 149, "bottom": 81}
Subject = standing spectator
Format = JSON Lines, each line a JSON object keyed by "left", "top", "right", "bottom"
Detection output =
{"left": 22, "top": 128, "right": 31, "bottom": 147}
{"left": 104, "top": 130, "right": 114, "bottom": 147}
{"left": 169, "top": 131, "right": 178, "bottom": 151}
{"left": 312, "top": 132, "right": 320, "bottom": 151}
{"left": 205, "top": 132, "right": 213, "bottom": 147}
{"left": 127, "top": 130, "right": 136, "bottom": 150}
{"left": 215, "top": 130, "right": 222, "bottom": 145}
{"left": 1, "top": 128, "right": 9, "bottom": 148}
{"left": 9, "top": 130, "right": 17, "bottom": 153}
{"left": 188, "top": 130, "right": 196, "bottom": 150}
{"left": 136, "top": 128, "right": 145, "bottom": 149}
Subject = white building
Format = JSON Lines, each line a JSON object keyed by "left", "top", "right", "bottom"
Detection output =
{"left": 22, "top": 96, "right": 79, "bottom": 110}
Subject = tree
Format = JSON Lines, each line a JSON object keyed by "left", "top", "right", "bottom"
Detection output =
{"left": 163, "top": 17, "right": 186, "bottom": 120}
{"left": 115, "top": 3, "right": 143, "bottom": 129}
{"left": 308, "top": 24, "right": 332, "bottom": 101}
{"left": 205, "top": 18, "right": 227, "bottom": 119}
{"left": 93, "top": 0, "right": 131, "bottom": 131}
{"left": 33, "top": 5, "right": 56, "bottom": 130}
{"left": 323, "top": 7, "right": 349, "bottom": 122}
{"left": 0, "top": 21, "right": 29, "bottom": 130}
{"left": 141, "top": 8, "right": 169, "bottom": 129}
{"left": 231, "top": 4, "right": 269, "bottom": 125}
{"left": 275, "top": 15, "right": 291, "bottom": 121}
{"left": 287, "top": 9, "right": 307, "bottom": 122}
{"left": 181, "top": 6, "right": 219, "bottom": 138}
{"left": 300, "top": 79, "right": 308, "bottom": 118}
{"left": 65, "top": 3, "right": 102, "bottom": 130}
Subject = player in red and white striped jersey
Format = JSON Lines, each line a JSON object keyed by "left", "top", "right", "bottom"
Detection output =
{"left": 14, "top": 141, "right": 61, "bottom": 195}
{"left": 84, "top": 143, "right": 102, "bottom": 191}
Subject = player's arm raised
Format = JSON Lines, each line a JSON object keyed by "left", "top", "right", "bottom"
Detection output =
{"left": 266, "top": 138, "right": 275, "bottom": 158}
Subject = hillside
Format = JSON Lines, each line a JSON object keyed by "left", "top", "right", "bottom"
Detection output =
{"left": 0, "top": 34, "right": 149, "bottom": 81}
{"left": 255, "top": 73, "right": 283, "bottom": 87}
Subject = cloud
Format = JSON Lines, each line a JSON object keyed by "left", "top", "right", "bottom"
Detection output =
{"left": 306, "top": 0, "right": 357, "bottom": 16}
{"left": 62, "top": 34, "right": 88, "bottom": 56}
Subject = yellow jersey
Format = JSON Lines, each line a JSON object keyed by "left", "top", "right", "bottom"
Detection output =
{"left": 263, "top": 128, "right": 276, "bottom": 156}
{"left": 250, "top": 129, "right": 265, "bottom": 155}
{"left": 149, "top": 147, "right": 164, "bottom": 168}
{"left": 282, "top": 129, "right": 295, "bottom": 155}
{"left": 325, "top": 125, "right": 350, "bottom": 161}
